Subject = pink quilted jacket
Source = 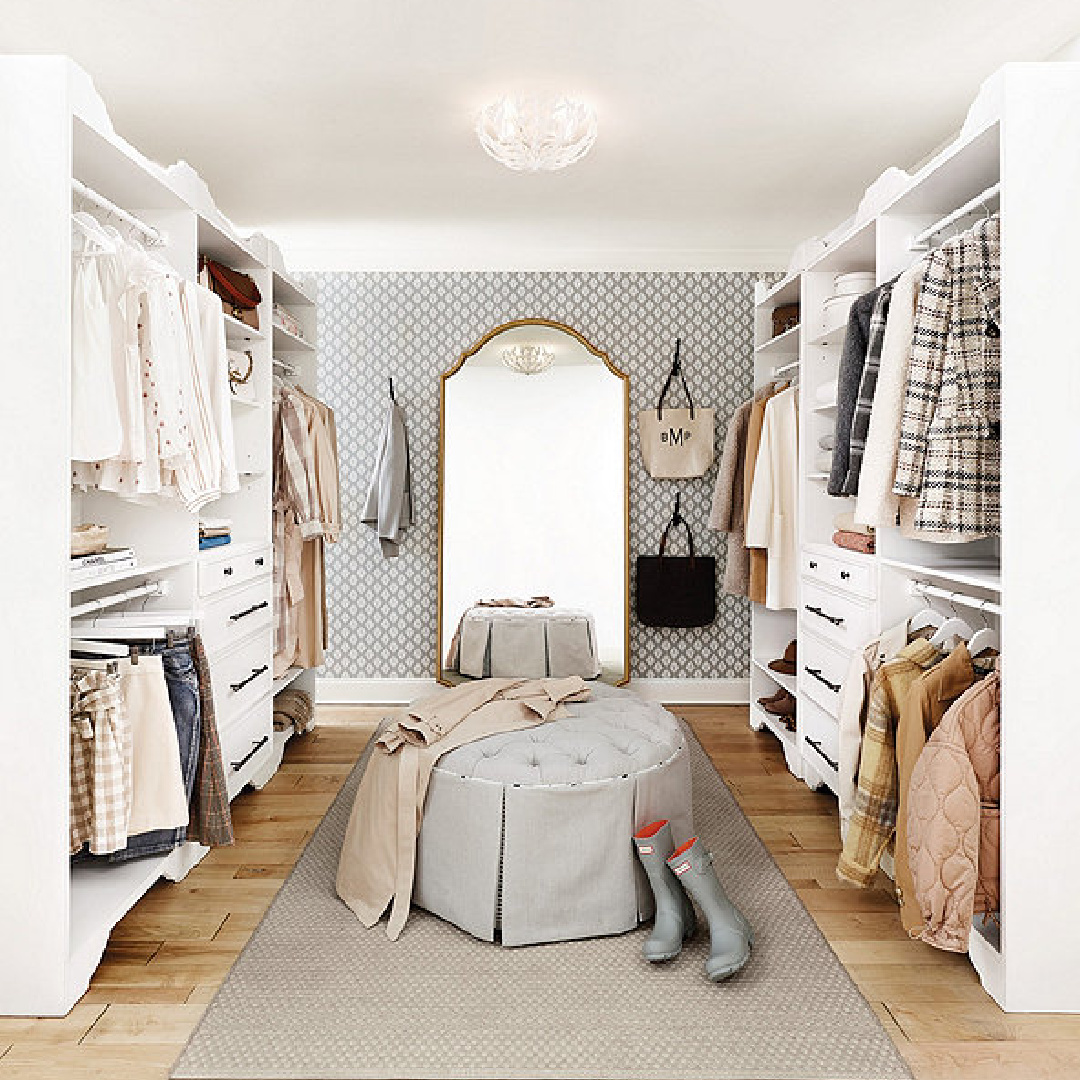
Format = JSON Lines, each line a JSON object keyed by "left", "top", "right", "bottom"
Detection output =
{"left": 905, "top": 663, "right": 1000, "bottom": 952}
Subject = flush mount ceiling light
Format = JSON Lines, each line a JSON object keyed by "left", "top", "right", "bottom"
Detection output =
{"left": 502, "top": 344, "right": 554, "bottom": 375}
{"left": 476, "top": 95, "right": 597, "bottom": 172}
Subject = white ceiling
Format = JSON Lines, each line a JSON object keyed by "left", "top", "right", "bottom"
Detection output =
{"left": 5, "top": 1, "right": 1080, "bottom": 270}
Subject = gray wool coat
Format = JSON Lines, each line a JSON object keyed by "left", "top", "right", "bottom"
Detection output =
{"left": 709, "top": 398, "right": 753, "bottom": 596}
{"left": 828, "top": 288, "right": 882, "bottom": 497}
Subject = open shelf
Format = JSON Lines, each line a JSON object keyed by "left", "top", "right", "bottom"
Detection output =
{"left": 271, "top": 666, "right": 307, "bottom": 696}
{"left": 807, "top": 472, "right": 829, "bottom": 482}
{"left": 273, "top": 323, "right": 315, "bottom": 353}
{"left": 223, "top": 313, "right": 264, "bottom": 343}
{"left": 756, "top": 273, "right": 800, "bottom": 311}
{"left": 804, "top": 219, "right": 876, "bottom": 276}
{"left": 753, "top": 324, "right": 800, "bottom": 359}
{"left": 803, "top": 540, "right": 876, "bottom": 565}
{"left": 198, "top": 214, "right": 262, "bottom": 269}
{"left": 230, "top": 395, "right": 265, "bottom": 411}
{"left": 750, "top": 702, "right": 797, "bottom": 750}
{"left": 70, "top": 556, "right": 191, "bottom": 594}
{"left": 807, "top": 323, "right": 848, "bottom": 350}
{"left": 273, "top": 269, "right": 315, "bottom": 307}
{"left": 880, "top": 557, "right": 1001, "bottom": 593}
{"left": 812, "top": 399, "right": 838, "bottom": 413}
{"left": 752, "top": 658, "right": 797, "bottom": 697}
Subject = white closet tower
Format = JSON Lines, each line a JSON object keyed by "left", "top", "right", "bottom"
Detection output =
{"left": 749, "top": 62, "right": 1080, "bottom": 1012}
{"left": 0, "top": 56, "right": 321, "bottom": 1016}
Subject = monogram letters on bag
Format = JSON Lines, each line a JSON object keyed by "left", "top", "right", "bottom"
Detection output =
{"left": 661, "top": 426, "right": 693, "bottom": 446}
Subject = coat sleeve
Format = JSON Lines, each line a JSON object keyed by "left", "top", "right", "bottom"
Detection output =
{"left": 893, "top": 246, "right": 951, "bottom": 498}
{"left": 827, "top": 293, "right": 872, "bottom": 496}
{"left": 745, "top": 399, "right": 775, "bottom": 550}
{"left": 709, "top": 403, "right": 747, "bottom": 532}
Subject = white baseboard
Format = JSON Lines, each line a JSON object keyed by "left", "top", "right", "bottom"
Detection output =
{"left": 316, "top": 677, "right": 749, "bottom": 706}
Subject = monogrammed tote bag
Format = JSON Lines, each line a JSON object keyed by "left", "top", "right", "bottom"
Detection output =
{"left": 638, "top": 340, "right": 715, "bottom": 478}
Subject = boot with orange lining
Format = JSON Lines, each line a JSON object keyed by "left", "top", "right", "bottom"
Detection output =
{"left": 632, "top": 820, "right": 697, "bottom": 962}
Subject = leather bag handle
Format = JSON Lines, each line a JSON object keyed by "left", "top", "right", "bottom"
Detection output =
{"left": 658, "top": 492, "right": 696, "bottom": 565}
{"left": 656, "top": 338, "right": 696, "bottom": 422}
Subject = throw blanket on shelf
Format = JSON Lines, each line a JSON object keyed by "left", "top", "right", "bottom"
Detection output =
{"left": 336, "top": 676, "right": 590, "bottom": 940}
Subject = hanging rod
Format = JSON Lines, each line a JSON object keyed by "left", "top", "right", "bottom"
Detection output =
{"left": 273, "top": 358, "right": 298, "bottom": 377}
{"left": 910, "top": 182, "right": 1001, "bottom": 251}
{"left": 71, "top": 178, "right": 165, "bottom": 245}
{"left": 909, "top": 579, "right": 1001, "bottom": 618}
{"left": 772, "top": 359, "right": 799, "bottom": 378}
{"left": 70, "top": 580, "right": 168, "bottom": 620}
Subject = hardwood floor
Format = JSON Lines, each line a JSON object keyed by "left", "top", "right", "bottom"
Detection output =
{"left": 3, "top": 704, "right": 1078, "bottom": 1079}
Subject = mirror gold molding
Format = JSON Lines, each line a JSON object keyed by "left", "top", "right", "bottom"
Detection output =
{"left": 436, "top": 318, "right": 631, "bottom": 686}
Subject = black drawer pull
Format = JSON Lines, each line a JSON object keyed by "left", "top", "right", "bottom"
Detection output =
{"left": 230, "top": 665, "right": 268, "bottom": 693}
{"left": 805, "top": 737, "right": 839, "bottom": 772}
{"left": 255, "top": 556, "right": 265, "bottom": 567}
{"left": 223, "top": 566, "right": 234, "bottom": 576}
{"left": 809, "top": 560, "right": 817, "bottom": 570}
{"left": 229, "top": 601, "right": 269, "bottom": 622}
{"left": 840, "top": 570, "right": 851, "bottom": 581}
{"left": 231, "top": 735, "right": 269, "bottom": 772}
{"left": 805, "top": 604, "right": 844, "bottom": 626}
{"left": 805, "top": 666, "right": 841, "bottom": 693}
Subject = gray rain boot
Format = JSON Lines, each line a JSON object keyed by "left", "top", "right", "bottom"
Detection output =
{"left": 633, "top": 820, "right": 697, "bottom": 961}
{"left": 667, "top": 837, "right": 752, "bottom": 981}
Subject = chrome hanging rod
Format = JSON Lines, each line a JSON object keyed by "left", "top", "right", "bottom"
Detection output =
{"left": 909, "top": 579, "right": 1002, "bottom": 618}
{"left": 69, "top": 580, "right": 168, "bottom": 620}
{"left": 71, "top": 178, "right": 165, "bottom": 245}
{"left": 910, "top": 182, "right": 1000, "bottom": 251}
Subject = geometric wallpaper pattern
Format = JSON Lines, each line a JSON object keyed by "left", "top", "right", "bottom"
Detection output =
{"left": 308, "top": 271, "right": 764, "bottom": 680}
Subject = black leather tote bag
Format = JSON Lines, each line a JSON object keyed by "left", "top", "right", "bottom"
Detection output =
{"left": 635, "top": 496, "right": 717, "bottom": 628}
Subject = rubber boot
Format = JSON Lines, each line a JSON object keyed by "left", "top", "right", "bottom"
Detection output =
{"left": 632, "top": 820, "right": 697, "bottom": 962}
{"left": 667, "top": 837, "right": 752, "bottom": 981}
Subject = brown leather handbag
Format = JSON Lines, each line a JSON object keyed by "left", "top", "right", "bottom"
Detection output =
{"left": 199, "top": 257, "right": 262, "bottom": 329}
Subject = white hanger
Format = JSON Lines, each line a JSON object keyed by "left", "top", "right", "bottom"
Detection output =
{"left": 929, "top": 593, "right": 975, "bottom": 648}
{"left": 967, "top": 600, "right": 999, "bottom": 658}
{"left": 908, "top": 605, "right": 944, "bottom": 634}
{"left": 71, "top": 210, "right": 118, "bottom": 255}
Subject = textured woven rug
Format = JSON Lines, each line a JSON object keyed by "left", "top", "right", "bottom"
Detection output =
{"left": 172, "top": 719, "right": 912, "bottom": 1080}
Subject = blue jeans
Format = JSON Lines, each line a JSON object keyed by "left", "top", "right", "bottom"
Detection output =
{"left": 109, "top": 640, "right": 202, "bottom": 862}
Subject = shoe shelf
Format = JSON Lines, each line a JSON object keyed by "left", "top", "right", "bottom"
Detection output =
{"left": 752, "top": 657, "right": 797, "bottom": 697}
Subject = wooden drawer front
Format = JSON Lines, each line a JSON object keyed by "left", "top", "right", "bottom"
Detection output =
{"left": 201, "top": 577, "right": 273, "bottom": 654}
{"left": 800, "top": 579, "right": 876, "bottom": 653}
{"left": 209, "top": 632, "right": 273, "bottom": 728}
{"left": 800, "top": 632, "right": 850, "bottom": 719}
{"left": 802, "top": 548, "right": 877, "bottom": 600}
{"left": 220, "top": 696, "right": 273, "bottom": 801}
{"left": 800, "top": 697, "right": 840, "bottom": 790}
{"left": 199, "top": 545, "right": 271, "bottom": 598}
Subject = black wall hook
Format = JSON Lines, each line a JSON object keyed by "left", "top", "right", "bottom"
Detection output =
{"left": 389, "top": 376, "right": 396, "bottom": 402}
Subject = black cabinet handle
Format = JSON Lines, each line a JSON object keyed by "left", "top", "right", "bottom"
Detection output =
{"left": 805, "top": 604, "right": 844, "bottom": 626}
{"left": 809, "top": 560, "right": 817, "bottom": 570}
{"left": 230, "top": 665, "right": 268, "bottom": 693}
{"left": 805, "top": 666, "right": 842, "bottom": 693}
{"left": 840, "top": 570, "right": 851, "bottom": 581}
{"left": 805, "top": 737, "right": 839, "bottom": 772}
{"left": 255, "top": 557, "right": 265, "bottom": 567}
{"left": 231, "top": 735, "right": 269, "bottom": 772}
{"left": 223, "top": 566, "right": 234, "bottom": 576}
{"left": 229, "top": 601, "right": 269, "bottom": 622}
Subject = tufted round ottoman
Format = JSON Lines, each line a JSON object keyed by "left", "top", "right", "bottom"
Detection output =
{"left": 413, "top": 685, "right": 694, "bottom": 946}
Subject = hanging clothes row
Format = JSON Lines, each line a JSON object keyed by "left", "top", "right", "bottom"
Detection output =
{"left": 835, "top": 606, "right": 1000, "bottom": 955}
{"left": 829, "top": 214, "right": 1001, "bottom": 540}
{"left": 70, "top": 212, "right": 239, "bottom": 510}
{"left": 710, "top": 379, "right": 799, "bottom": 610}
{"left": 69, "top": 631, "right": 233, "bottom": 860}
{"left": 273, "top": 377, "right": 341, "bottom": 677}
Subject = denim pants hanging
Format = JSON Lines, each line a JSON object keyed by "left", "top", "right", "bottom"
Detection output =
{"left": 109, "top": 640, "right": 202, "bottom": 862}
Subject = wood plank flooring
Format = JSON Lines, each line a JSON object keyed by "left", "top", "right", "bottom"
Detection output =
{"left": 3, "top": 704, "right": 1076, "bottom": 1079}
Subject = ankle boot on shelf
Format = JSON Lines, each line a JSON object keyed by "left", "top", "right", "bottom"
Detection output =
{"left": 768, "top": 639, "right": 797, "bottom": 676}
{"left": 632, "top": 820, "right": 697, "bottom": 962}
{"left": 756, "top": 687, "right": 786, "bottom": 708}
{"left": 761, "top": 689, "right": 797, "bottom": 730}
{"left": 667, "top": 837, "right": 752, "bottom": 982}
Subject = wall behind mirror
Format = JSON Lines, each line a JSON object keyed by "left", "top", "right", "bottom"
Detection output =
{"left": 439, "top": 321, "right": 628, "bottom": 684}
{"left": 307, "top": 271, "right": 761, "bottom": 687}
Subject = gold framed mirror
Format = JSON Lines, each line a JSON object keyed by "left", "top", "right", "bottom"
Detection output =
{"left": 437, "top": 319, "right": 630, "bottom": 686}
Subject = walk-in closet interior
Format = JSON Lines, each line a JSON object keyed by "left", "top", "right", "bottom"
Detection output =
{"left": 2, "top": 5, "right": 1080, "bottom": 1079}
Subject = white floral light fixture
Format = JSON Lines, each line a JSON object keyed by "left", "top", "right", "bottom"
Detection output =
{"left": 476, "top": 95, "right": 597, "bottom": 172}
{"left": 502, "top": 344, "right": 554, "bottom": 375}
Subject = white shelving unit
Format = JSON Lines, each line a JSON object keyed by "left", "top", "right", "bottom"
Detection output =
{"left": 749, "top": 62, "right": 1080, "bottom": 1012}
{"left": 0, "top": 56, "right": 322, "bottom": 1017}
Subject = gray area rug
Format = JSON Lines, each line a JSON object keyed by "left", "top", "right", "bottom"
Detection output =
{"left": 172, "top": 719, "right": 912, "bottom": 1080}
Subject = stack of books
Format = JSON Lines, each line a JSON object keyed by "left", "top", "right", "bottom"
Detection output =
{"left": 71, "top": 547, "right": 137, "bottom": 586}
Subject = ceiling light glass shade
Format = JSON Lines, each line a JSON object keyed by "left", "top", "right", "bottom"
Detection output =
{"left": 476, "top": 96, "right": 597, "bottom": 172}
{"left": 502, "top": 344, "right": 555, "bottom": 375}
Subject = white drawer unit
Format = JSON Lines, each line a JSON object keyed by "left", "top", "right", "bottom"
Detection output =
{"left": 220, "top": 695, "right": 274, "bottom": 801}
{"left": 800, "top": 578, "right": 877, "bottom": 653}
{"left": 802, "top": 547, "right": 877, "bottom": 600}
{"left": 800, "top": 696, "right": 840, "bottom": 794}
{"left": 799, "top": 631, "right": 850, "bottom": 719}
{"left": 200, "top": 576, "right": 273, "bottom": 654}
{"left": 208, "top": 630, "right": 274, "bottom": 728}
{"left": 199, "top": 542, "right": 272, "bottom": 598}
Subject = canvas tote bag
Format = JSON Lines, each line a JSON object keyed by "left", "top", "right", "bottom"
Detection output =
{"left": 638, "top": 339, "right": 715, "bottom": 478}
{"left": 636, "top": 494, "right": 717, "bottom": 628}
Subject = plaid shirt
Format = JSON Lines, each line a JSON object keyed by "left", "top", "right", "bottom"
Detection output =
{"left": 70, "top": 667, "right": 131, "bottom": 855}
{"left": 187, "top": 634, "right": 234, "bottom": 847}
{"left": 893, "top": 215, "right": 1001, "bottom": 537}
{"left": 841, "top": 283, "right": 892, "bottom": 496}
{"left": 837, "top": 637, "right": 942, "bottom": 887}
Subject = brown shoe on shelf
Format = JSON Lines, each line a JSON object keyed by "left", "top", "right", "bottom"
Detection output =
{"left": 768, "top": 640, "right": 797, "bottom": 676}
{"left": 762, "top": 689, "right": 796, "bottom": 720}
{"left": 757, "top": 687, "right": 787, "bottom": 708}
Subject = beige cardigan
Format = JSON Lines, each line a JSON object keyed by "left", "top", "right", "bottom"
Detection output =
{"left": 336, "top": 677, "right": 590, "bottom": 940}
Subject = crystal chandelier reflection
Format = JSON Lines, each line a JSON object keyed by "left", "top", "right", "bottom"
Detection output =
{"left": 476, "top": 95, "right": 597, "bottom": 172}
{"left": 502, "top": 344, "right": 554, "bottom": 375}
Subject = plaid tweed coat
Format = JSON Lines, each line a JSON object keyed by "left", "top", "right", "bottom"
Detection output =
{"left": 892, "top": 215, "right": 1001, "bottom": 537}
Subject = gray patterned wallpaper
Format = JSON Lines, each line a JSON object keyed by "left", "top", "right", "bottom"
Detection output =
{"left": 310, "top": 272, "right": 759, "bottom": 680}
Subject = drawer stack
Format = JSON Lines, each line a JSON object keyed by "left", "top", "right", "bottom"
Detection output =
{"left": 796, "top": 544, "right": 880, "bottom": 794}
{"left": 198, "top": 541, "right": 276, "bottom": 800}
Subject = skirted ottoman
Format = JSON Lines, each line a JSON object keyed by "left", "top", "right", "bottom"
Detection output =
{"left": 413, "top": 685, "right": 693, "bottom": 946}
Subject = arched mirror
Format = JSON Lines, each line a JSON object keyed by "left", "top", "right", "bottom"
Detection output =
{"left": 437, "top": 319, "right": 629, "bottom": 685}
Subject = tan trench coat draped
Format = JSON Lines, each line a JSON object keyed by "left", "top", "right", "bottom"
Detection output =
{"left": 337, "top": 677, "right": 590, "bottom": 940}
